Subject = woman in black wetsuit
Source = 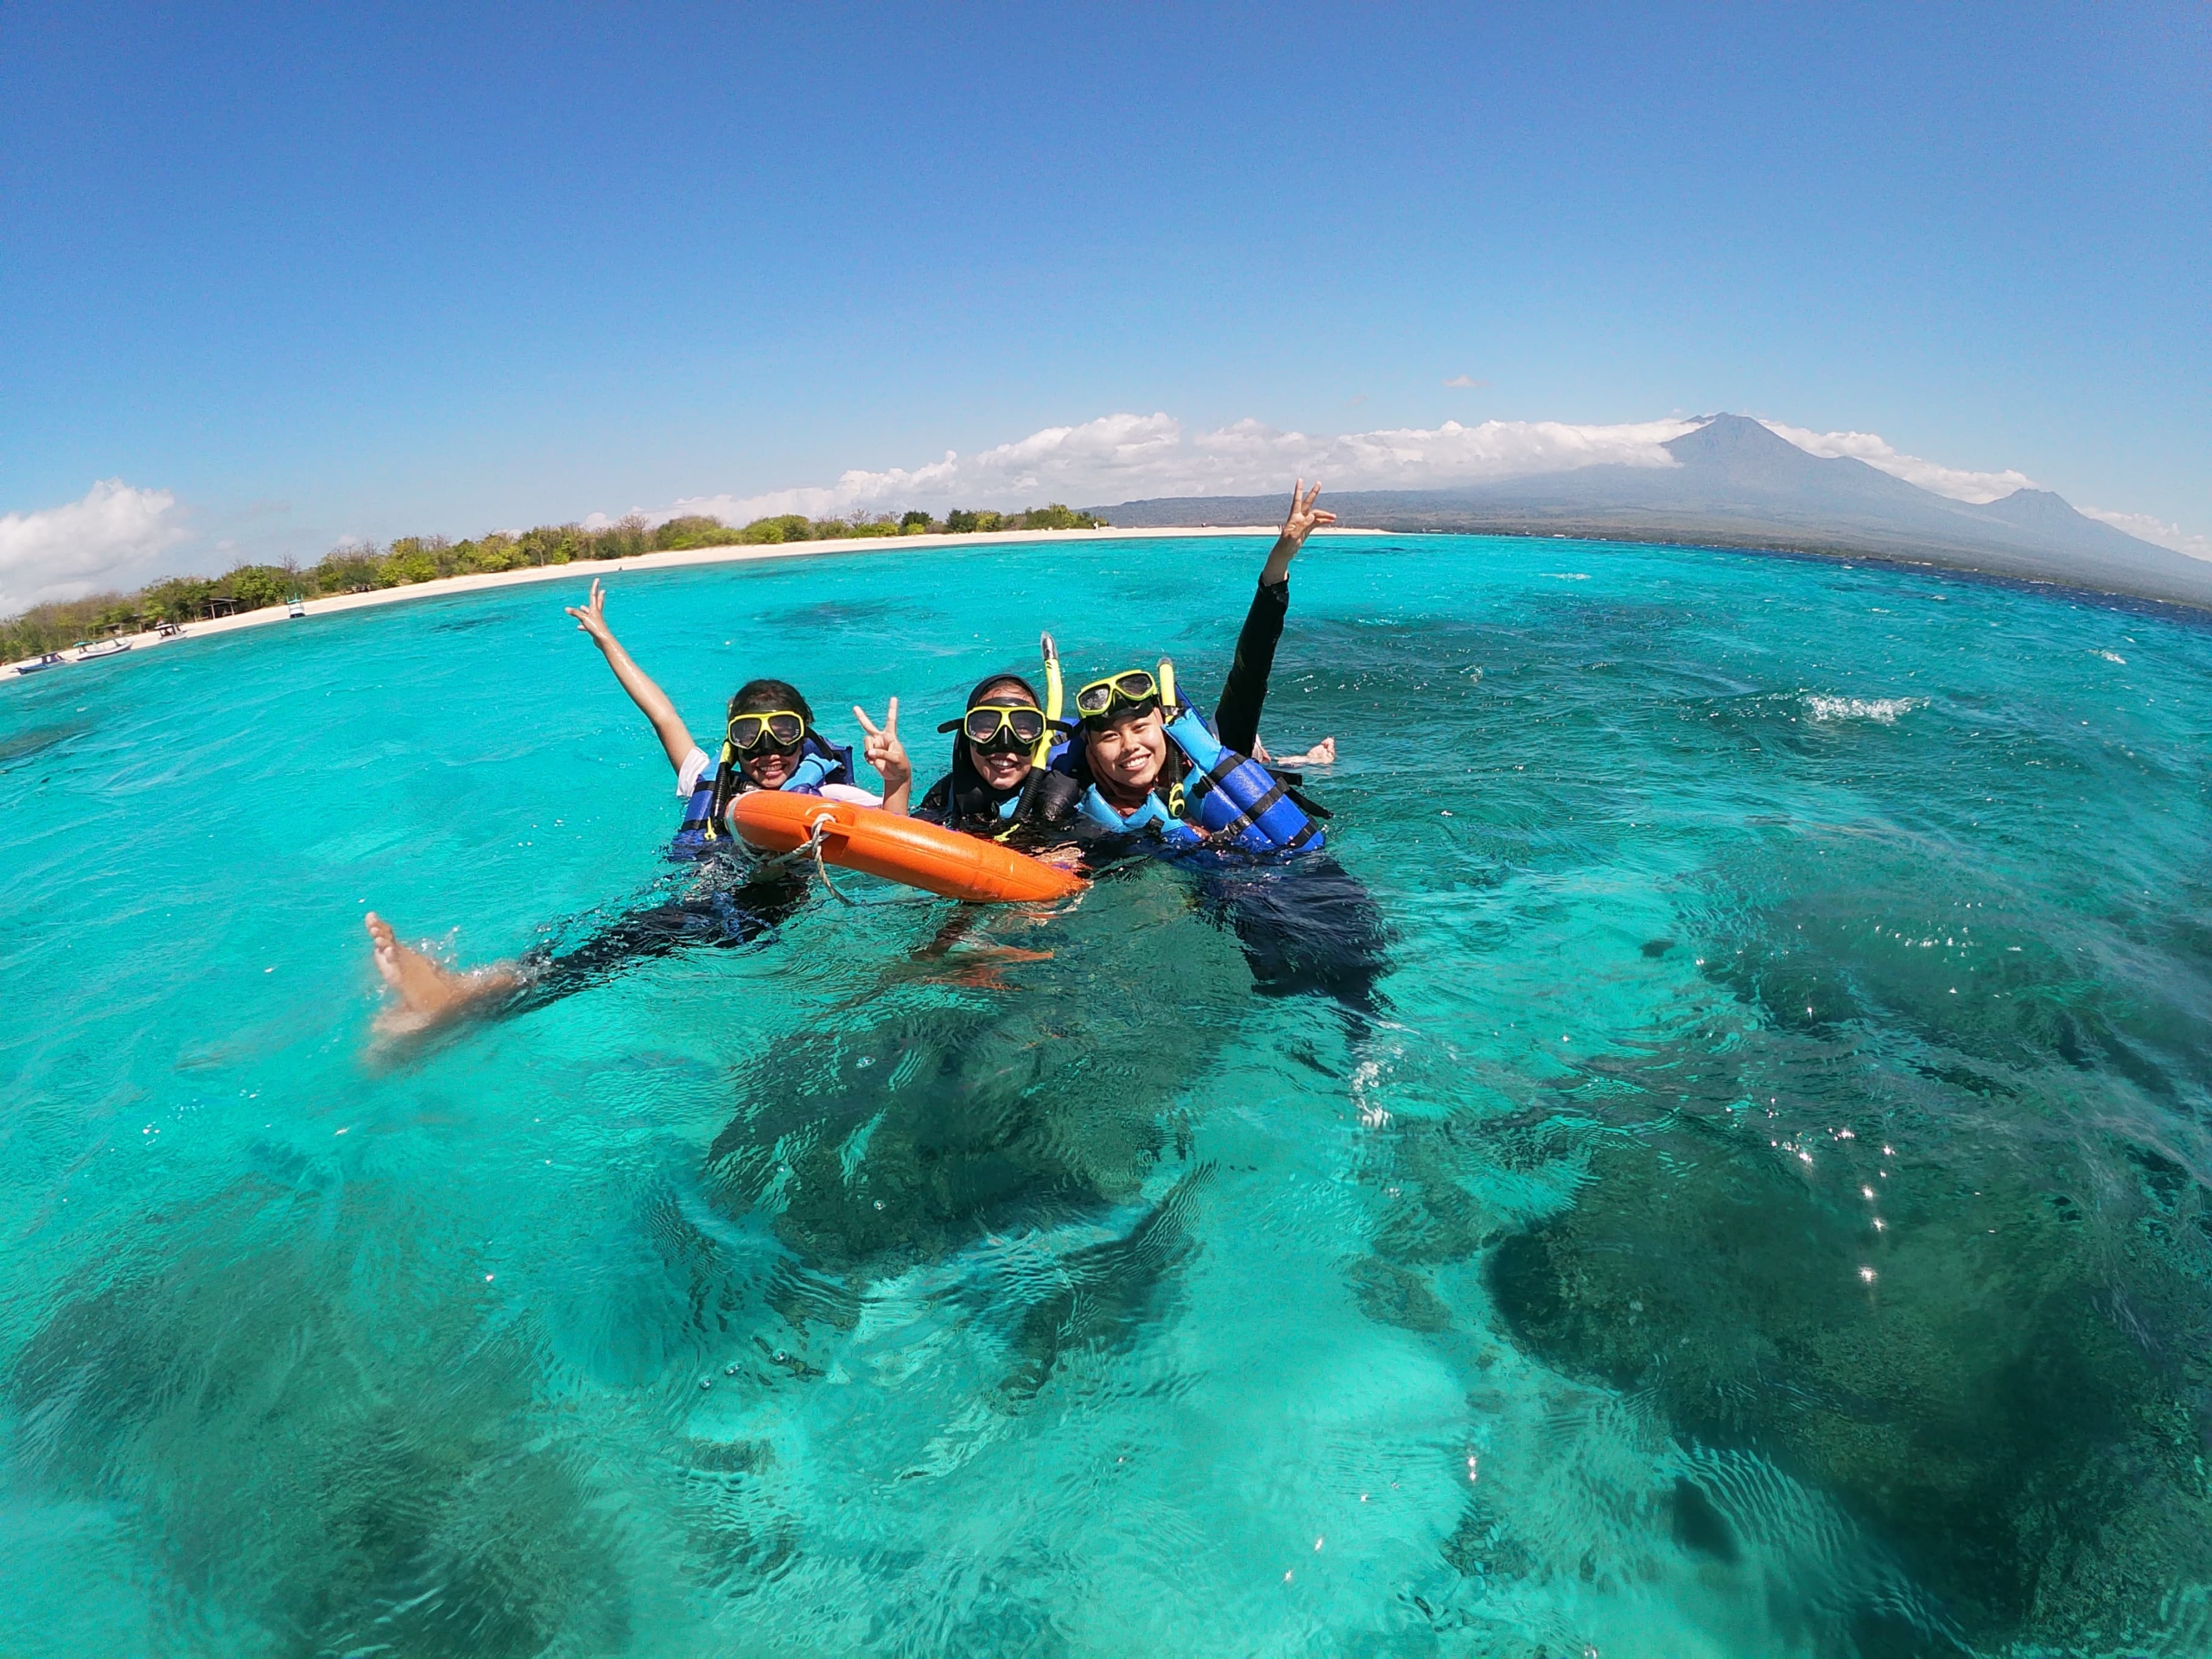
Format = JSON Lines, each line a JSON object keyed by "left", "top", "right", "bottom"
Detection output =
{"left": 1052, "top": 481, "right": 1332, "bottom": 835}
{"left": 1051, "top": 482, "right": 1392, "bottom": 1009}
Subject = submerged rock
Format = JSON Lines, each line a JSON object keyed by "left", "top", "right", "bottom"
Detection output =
{"left": 705, "top": 1001, "right": 1172, "bottom": 1288}
{"left": 10, "top": 1178, "right": 629, "bottom": 1657}
{"left": 1484, "top": 1115, "right": 2212, "bottom": 1651}
{"left": 683, "top": 899, "right": 1243, "bottom": 1413}
{"left": 1348, "top": 1254, "right": 1454, "bottom": 1332}
{"left": 703, "top": 890, "right": 1245, "bottom": 1292}
{"left": 1000, "top": 1169, "right": 1207, "bottom": 1399}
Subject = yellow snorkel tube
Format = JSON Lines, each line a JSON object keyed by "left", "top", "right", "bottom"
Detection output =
{"left": 1156, "top": 658, "right": 1186, "bottom": 814}
{"left": 699, "top": 734, "right": 739, "bottom": 840}
{"left": 1037, "top": 631, "right": 1064, "bottom": 766}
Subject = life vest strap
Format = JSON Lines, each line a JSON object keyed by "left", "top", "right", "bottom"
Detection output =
{"left": 1205, "top": 774, "right": 1288, "bottom": 838}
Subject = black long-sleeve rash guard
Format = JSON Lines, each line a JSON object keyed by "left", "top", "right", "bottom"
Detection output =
{"left": 1212, "top": 576, "right": 1289, "bottom": 757}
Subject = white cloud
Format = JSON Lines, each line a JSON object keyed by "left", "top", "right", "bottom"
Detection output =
{"left": 1760, "top": 421, "right": 2037, "bottom": 504}
{"left": 632, "top": 411, "right": 1700, "bottom": 526}
{"left": 0, "top": 480, "right": 194, "bottom": 615}
{"left": 2076, "top": 505, "right": 2212, "bottom": 563}
{"left": 16, "top": 416, "right": 2194, "bottom": 614}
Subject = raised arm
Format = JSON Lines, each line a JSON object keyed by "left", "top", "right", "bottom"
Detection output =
{"left": 1260, "top": 478, "right": 1335, "bottom": 586}
{"left": 1216, "top": 480, "right": 1335, "bottom": 754}
{"left": 566, "top": 578, "right": 697, "bottom": 776}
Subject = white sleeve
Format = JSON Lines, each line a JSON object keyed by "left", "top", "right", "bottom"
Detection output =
{"left": 676, "top": 745, "right": 713, "bottom": 798}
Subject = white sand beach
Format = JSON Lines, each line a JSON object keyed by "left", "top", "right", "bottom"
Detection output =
{"left": 5, "top": 524, "right": 1387, "bottom": 677}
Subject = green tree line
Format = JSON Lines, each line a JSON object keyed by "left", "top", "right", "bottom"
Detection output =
{"left": 2, "top": 504, "right": 1105, "bottom": 662}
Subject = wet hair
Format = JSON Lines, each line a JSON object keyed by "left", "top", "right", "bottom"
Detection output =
{"left": 969, "top": 672, "right": 1039, "bottom": 709}
{"left": 729, "top": 677, "right": 812, "bottom": 726}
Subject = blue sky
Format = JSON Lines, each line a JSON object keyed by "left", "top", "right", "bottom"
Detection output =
{"left": 3, "top": 2, "right": 2205, "bottom": 601}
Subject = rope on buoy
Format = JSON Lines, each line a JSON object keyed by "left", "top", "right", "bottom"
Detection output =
{"left": 805, "top": 818, "right": 858, "bottom": 905}
{"left": 750, "top": 813, "right": 857, "bottom": 904}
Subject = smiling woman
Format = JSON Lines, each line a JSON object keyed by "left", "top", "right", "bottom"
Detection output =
{"left": 912, "top": 666, "right": 1057, "bottom": 831}
{"left": 1055, "top": 482, "right": 1335, "bottom": 849}
{"left": 353, "top": 575, "right": 913, "bottom": 1033}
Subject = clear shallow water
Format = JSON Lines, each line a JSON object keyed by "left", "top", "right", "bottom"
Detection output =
{"left": 3, "top": 535, "right": 2210, "bottom": 1658}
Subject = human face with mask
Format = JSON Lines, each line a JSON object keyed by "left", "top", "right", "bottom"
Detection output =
{"left": 908, "top": 671, "right": 1054, "bottom": 830}
{"left": 956, "top": 676, "right": 1046, "bottom": 791}
{"left": 727, "top": 702, "right": 810, "bottom": 789}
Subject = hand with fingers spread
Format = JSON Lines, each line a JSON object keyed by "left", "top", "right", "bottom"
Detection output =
{"left": 1262, "top": 479, "right": 1337, "bottom": 584}
{"left": 1256, "top": 733, "right": 1337, "bottom": 769}
{"left": 564, "top": 577, "right": 615, "bottom": 646}
{"left": 854, "top": 698, "right": 912, "bottom": 814}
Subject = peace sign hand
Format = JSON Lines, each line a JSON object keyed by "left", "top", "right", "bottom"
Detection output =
{"left": 853, "top": 698, "right": 912, "bottom": 791}
{"left": 1281, "top": 479, "right": 1337, "bottom": 548}
{"left": 1262, "top": 479, "right": 1338, "bottom": 583}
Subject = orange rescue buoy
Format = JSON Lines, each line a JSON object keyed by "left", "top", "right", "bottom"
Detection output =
{"left": 729, "top": 790, "right": 1083, "bottom": 904}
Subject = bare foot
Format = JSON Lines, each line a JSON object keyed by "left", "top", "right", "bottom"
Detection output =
{"left": 365, "top": 912, "right": 521, "bottom": 1033}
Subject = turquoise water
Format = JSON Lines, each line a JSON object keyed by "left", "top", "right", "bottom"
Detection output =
{"left": 3, "top": 534, "right": 2210, "bottom": 1657}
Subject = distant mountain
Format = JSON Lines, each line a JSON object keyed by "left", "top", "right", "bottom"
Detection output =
{"left": 1091, "top": 415, "right": 2212, "bottom": 608}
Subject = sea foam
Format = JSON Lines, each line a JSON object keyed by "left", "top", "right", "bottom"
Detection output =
{"left": 1803, "top": 694, "right": 1926, "bottom": 724}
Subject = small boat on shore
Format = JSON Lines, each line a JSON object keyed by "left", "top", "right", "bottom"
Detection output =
{"left": 73, "top": 639, "right": 132, "bottom": 662}
{"left": 13, "top": 652, "right": 67, "bottom": 676}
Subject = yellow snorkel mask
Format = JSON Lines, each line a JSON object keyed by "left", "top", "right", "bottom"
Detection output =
{"left": 1071, "top": 658, "right": 1177, "bottom": 722}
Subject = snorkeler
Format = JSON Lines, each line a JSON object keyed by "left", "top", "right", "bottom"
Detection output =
{"left": 915, "top": 669, "right": 1050, "bottom": 831}
{"left": 1049, "top": 480, "right": 1335, "bottom": 848}
{"left": 363, "top": 579, "right": 912, "bottom": 1031}
{"left": 910, "top": 599, "right": 1338, "bottom": 848}
{"left": 909, "top": 657, "right": 1078, "bottom": 837}
{"left": 1045, "top": 481, "right": 1389, "bottom": 1007}
{"left": 562, "top": 576, "right": 911, "bottom": 839}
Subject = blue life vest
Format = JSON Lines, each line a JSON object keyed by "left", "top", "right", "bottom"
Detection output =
{"left": 673, "top": 734, "right": 855, "bottom": 855}
{"left": 1078, "top": 779, "right": 1201, "bottom": 846}
{"left": 1065, "top": 707, "right": 1322, "bottom": 858}
{"left": 1166, "top": 709, "right": 1325, "bottom": 855}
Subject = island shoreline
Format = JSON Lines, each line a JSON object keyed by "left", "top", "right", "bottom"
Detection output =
{"left": 3, "top": 524, "right": 1363, "bottom": 674}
